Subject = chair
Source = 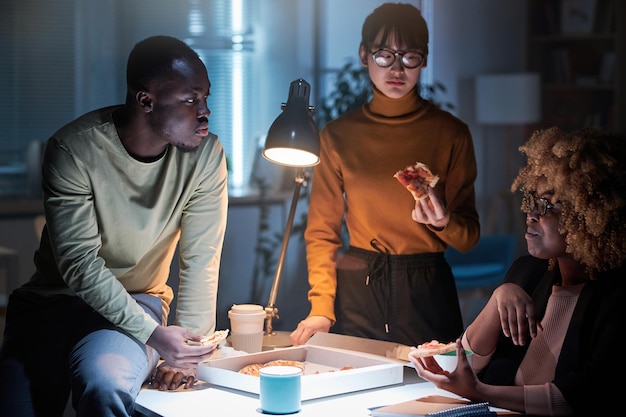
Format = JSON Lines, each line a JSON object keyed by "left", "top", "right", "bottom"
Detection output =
{"left": 445, "top": 234, "right": 518, "bottom": 323}
{"left": 0, "top": 246, "right": 19, "bottom": 313}
{"left": 34, "top": 214, "right": 46, "bottom": 239}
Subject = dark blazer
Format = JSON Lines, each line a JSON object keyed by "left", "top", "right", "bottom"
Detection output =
{"left": 477, "top": 255, "right": 626, "bottom": 416}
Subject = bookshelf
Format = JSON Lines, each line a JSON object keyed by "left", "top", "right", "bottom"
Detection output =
{"left": 528, "top": 0, "right": 625, "bottom": 134}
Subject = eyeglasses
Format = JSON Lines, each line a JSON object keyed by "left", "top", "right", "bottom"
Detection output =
{"left": 370, "top": 48, "right": 424, "bottom": 69}
{"left": 523, "top": 193, "right": 557, "bottom": 217}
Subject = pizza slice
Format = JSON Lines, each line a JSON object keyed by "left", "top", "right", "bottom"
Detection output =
{"left": 238, "top": 363, "right": 265, "bottom": 377}
{"left": 393, "top": 162, "right": 439, "bottom": 200}
{"left": 186, "top": 329, "right": 230, "bottom": 346}
{"left": 264, "top": 360, "right": 306, "bottom": 372}
{"left": 408, "top": 339, "right": 456, "bottom": 359}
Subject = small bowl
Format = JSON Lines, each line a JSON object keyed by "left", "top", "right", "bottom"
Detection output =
{"left": 434, "top": 349, "right": 473, "bottom": 372}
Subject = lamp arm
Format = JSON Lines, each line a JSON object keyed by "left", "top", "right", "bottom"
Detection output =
{"left": 264, "top": 166, "right": 308, "bottom": 336}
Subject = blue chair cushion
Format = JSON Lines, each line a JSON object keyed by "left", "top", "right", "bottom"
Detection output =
{"left": 446, "top": 234, "right": 517, "bottom": 290}
{"left": 451, "top": 264, "right": 507, "bottom": 289}
{"left": 452, "top": 263, "right": 504, "bottom": 278}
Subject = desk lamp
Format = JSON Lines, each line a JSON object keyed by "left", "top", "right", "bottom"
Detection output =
{"left": 261, "top": 78, "right": 320, "bottom": 348}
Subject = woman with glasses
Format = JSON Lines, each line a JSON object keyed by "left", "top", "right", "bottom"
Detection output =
{"left": 410, "top": 127, "right": 626, "bottom": 415}
{"left": 290, "top": 3, "right": 479, "bottom": 347}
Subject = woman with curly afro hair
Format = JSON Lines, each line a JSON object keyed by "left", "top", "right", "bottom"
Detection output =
{"left": 410, "top": 127, "right": 626, "bottom": 416}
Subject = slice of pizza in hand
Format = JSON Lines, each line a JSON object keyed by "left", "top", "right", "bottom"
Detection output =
{"left": 393, "top": 162, "right": 439, "bottom": 200}
{"left": 408, "top": 339, "right": 456, "bottom": 359}
{"left": 186, "top": 329, "right": 230, "bottom": 346}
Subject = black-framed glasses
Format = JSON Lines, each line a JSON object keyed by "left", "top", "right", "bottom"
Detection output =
{"left": 370, "top": 48, "right": 424, "bottom": 69}
{"left": 523, "top": 193, "right": 557, "bottom": 217}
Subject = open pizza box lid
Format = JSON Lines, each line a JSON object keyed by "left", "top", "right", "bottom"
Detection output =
{"left": 197, "top": 333, "right": 409, "bottom": 400}
{"left": 307, "top": 332, "right": 413, "bottom": 362}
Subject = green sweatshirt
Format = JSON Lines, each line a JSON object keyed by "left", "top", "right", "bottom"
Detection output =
{"left": 20, "top": 105, "right": 228, "bottom": 343}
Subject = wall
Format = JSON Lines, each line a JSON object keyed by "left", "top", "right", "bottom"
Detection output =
{"left": 0, "top": 216, "right": 42, "bottom": 295}
{"left": 314, "top": 0, "right": 530, "bottom": 235}
{"left": 430, "top": 0, "right": 530, "bottom": 236}
{"left": 173, "top": 192, "right": 311, "bottom": 332}
{"left": 0, "top": 0, "right": 530, "bottom": 333}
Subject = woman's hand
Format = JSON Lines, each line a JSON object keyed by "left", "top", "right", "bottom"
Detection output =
{"left": 290, "top": 316, "right": 332, "bottom": 346}
{"left": 409, "top": 339, "right": 482, "bottom": 401}
{"left": 411, "top": 188, "right": 449, "bottom": 230}
{"left": 491, "top": 283, "right": 542, "bottom": 345}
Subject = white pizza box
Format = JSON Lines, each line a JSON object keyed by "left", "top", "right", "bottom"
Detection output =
{"left": 308, "top": 332, "right": 413, "bottom": 362}
{"left": 197, "top": 333, "right": 407, "bottom": 401}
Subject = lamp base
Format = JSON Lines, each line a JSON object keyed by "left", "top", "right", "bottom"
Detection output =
{"left": 262, "top": 331, "right": 293, "bottom": 350}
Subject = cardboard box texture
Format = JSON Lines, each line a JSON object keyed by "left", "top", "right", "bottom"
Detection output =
{"left": 197, "top": 334, "right": 406, "bottom": 400}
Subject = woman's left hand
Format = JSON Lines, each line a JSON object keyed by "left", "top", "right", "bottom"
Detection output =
{"left": 412, "top": 188, "right": 449, "bottom": 229}
{"left": 409, "top": 339, "right": 481, "bottom": 401}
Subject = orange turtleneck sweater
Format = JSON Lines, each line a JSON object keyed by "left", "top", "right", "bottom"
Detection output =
{"left": 304, "top": 87, "right": 480, "bottom": 321}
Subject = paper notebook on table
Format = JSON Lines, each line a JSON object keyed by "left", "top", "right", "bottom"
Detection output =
{"left": 369, "top": 395, "right": 499, "bottom": 416}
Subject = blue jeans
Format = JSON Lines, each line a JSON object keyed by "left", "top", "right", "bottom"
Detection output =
{"left": 0, "top": 292, "right": 162, "bottom": 417}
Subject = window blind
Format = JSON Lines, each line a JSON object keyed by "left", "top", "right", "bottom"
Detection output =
{"left": 0, "top": 0, "right": 75, "bottom": 195}
{"left": 0, "top": 0, "right": 259, "bottom": 197}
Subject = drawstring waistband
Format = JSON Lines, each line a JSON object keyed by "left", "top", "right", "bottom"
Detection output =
{"left": 349, "top": 242, "right": 445, "bottom": 336}
{"left": 366, "top": 239, "right": 390, "bottom": 285}
{"left": 366, "top": 239, "right": 391, "bottom": 334}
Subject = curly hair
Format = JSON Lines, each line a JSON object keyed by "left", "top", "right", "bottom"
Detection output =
{"left": 511, "top": 126, "right": 626, "bottom": 278}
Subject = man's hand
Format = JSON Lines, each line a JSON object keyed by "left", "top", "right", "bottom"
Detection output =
{"left": 147, "top": 325, "right": 217, "bottom": 369}
{"left": 151, "top": 363, "right": 197, "bottom": 391}
{"left": 290, "top": 316, "right": 332, "bottom": 346}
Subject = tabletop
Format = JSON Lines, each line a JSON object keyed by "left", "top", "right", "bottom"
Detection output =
{"left": 135, "top": 366, "right": 441, "bottom": 417}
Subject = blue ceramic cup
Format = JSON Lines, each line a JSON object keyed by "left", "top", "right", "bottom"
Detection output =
{"left": 259, "top": 365, "right": 302, "bottom": 414}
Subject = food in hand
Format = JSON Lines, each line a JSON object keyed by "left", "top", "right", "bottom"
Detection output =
{"left": 393, "top": 162, "right": 439, "bottom": 200}
{"left": 186, "top": 329, "right": 229, "bottom": 346}
{"left": 408, "top": 339, "right": 456, "bottom": 358}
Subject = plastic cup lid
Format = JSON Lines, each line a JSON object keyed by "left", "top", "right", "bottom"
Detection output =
{"left": 230, "top": 304, "right": 264, "bottom": 314}
{"left": 259, "top": 366, "right": 302, "bottom": 376}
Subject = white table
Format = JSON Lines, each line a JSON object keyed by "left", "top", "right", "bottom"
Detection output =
{"left": 135, "top": 366, "right": 442, "bottom": 417}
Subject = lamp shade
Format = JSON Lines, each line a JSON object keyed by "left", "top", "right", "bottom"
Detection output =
{"left": 475, "top": 73, "right": 541, "bottom": 125}
{"left": 263, "top": 79, "right": 320, "bottom": 167}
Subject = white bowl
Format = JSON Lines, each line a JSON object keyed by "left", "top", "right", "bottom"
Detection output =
{"left": 434, "top": 349, "right": 473, "bottom": 372}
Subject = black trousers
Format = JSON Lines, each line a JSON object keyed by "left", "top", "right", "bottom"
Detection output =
{"left": 332, "top": 246, "right": 464, "bottom": 347}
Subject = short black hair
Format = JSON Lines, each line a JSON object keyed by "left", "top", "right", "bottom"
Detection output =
{"left": 361, "top": 3, "right": 429, "bottom": 65}
{"left": 126, "top": 36, "right": 201, "bottom": 93}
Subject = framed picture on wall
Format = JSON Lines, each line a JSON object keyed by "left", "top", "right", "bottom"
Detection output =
{"left": 560, "top": 0, "right": 597, "bottom": 34}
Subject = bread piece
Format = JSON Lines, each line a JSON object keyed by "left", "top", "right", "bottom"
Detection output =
{"left": 186, "top": 329, "right": 229, "bottom": 346}
{"left": 393, "top": 162, "right": 439, "bottom": 200}
{"left": 238, "top": 363, "right": 265, "bottom": 377}
{"left": 408, "top": 340, "right": 456, "bottom": 359}
{"left": 263, "top": 360, "right": 306, "bottom": 371}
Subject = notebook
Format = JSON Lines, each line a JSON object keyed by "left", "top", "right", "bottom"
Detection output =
{"left": 369, "top": 395, "right": 498, "bottom": 417}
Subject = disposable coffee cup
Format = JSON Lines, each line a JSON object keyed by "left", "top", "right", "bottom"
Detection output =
{"left": 228, "top": 304, "right": 266, "bottom": 353}
{"left": 259, "top": 365, "right": 302, "bottom": 414}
